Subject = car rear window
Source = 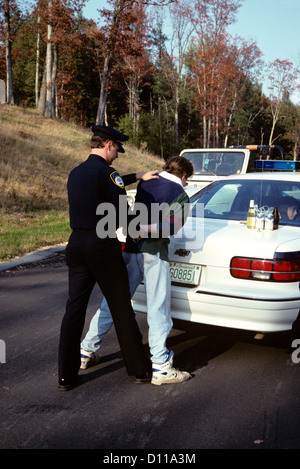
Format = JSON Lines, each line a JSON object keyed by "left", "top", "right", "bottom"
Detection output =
{"left": 183, "top": 151, "right": 245, "bottom": 175}
{"left": 191, "top": 179, "right": 300, "bottom": 226}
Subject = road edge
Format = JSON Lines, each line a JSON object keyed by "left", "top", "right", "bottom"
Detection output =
{"left": 0, "top": 244, "right": 67, "bottom": 272}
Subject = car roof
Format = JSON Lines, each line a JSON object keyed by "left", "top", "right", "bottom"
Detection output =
{"left": 221, "top": 172, "right": 300, "bottom": 182}
{"left": 181, "top": 148, "right": 245, "bottom": 153}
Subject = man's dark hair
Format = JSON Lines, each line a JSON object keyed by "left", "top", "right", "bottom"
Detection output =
{"left": 163, "top": 156, "right": 194, "bottom": 179}
{"left": 91, "top": 135, "right": 108, "bottom": 149}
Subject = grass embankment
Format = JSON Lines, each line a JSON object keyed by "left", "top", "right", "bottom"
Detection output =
{"left": 0, "top": 105, "right": 162, "bottom": 261}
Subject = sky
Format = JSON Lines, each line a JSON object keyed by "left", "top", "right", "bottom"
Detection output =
{"left": 83, "top": 0, "right": 300, "bottom": 99}
{"left": 229, "top": 0, "right": 299, "bottom": 65}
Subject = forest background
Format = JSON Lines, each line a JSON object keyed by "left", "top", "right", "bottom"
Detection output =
{"left": 1, "top": 0, "right": 300, "bottom": 261}
{"left": 1, "top": 0, "right": 300, "bottom": 160}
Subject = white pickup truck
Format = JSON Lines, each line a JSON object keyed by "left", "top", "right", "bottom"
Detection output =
{"left": 180, "top": 144, "right": 285, "bottom": 196}
{"left": 126, "top": 144, "right": 285, "bottom": 205}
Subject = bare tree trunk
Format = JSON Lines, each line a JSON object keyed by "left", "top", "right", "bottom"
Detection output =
{"left": 52, "top": 43, "right": 58, "bottom": 117}
{"left": 4, "top": 0, "right": 14, "bottom": 104}
{"left": 269, "top": 113, "right": 279, "bottom": 145}
{"left": 293, "top": 138, "right": 298, "bottom": 161}
{"left": 96, "top": 0, "right": 125, "bottom": 125}
{"left": 125, "top": 72, "right": 140, "bottom": 136}
{"left": 96, "top": 55, "right": 111, "bottom": 125}
{"left": 202, "top": 77, "right": 207, "bottom": 148}
{"left": 35, "top": 14, "right": 41, "bottom": 109}
{"left": 45, "top": 0, "right": 53, "bottom": 118}
{"left": 158, "top": 96, "right": 163, "bottom": 159}
{"left": 174, "top": 86, "right": 179, "bottom": 151}
{"left": 224, "top": 91, "right": 237, "bottom": 147}
{"left": 38, "top": 65, "right": 47, "bottom": 114}
{"left": 207, "top": 115, "right": 211, "bottom": 148}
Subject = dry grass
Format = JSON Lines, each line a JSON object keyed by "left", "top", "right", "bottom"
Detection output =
{"left": 0, "top": 106, "right": 89, "bottom": 212}
{"left": 0, "top": 105, "right": 163, "bottom": 260}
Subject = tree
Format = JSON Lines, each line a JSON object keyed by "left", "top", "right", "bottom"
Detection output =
{"left": 188, "top": 0, "right": 242, "bottom": 147}
{"left": 36, "top": 0, "right": 87, "bottom": 118}
{"left": 229, "top": 80, "right": 266, "bottom": 145}
{"left": 148, "top": 14, "right": 169, "bottom": 158}
{"left": 2, "top": 0, "right": 300, "bottom": 158}
{"left": 35, "top": 11, "right": 41, "bottom": 108}
{"left": 11, "top": 12, "right": 41, "bottom": 106}
{"left": 44, "top": 0, "right": 53, "bottom": 117}
{"left": 95, "top": 0, "right": 176, "bottom": 126}
{"left": 222, "top": 37, "right": 262, "bottom": 146}
{"left": 3, "top": 0, "right": 14, "bottom": 103}
{"left": 118, "top": 2, "right": 153, "bottom": 135}
{"left": 267, "top": 59, "right": 300, "bottom": 145}
{"left": 280, "top": 104, "right": 300, "bottom": 160}
{"left": 95, "top": 0, "right": 141, "bottom": 125}
{"left": 160, "top": 0, "right": 194, "bottom": 152}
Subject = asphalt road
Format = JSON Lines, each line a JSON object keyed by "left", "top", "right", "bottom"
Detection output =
{"left": 1, "top": 250, "right": 300, "bottom": 456}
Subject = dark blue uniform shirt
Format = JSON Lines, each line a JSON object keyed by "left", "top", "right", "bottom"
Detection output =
{"left": 67, "top": 154, "right": 136, "bottom": 230}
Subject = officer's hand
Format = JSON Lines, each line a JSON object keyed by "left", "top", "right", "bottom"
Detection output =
{"left": 136, "top": 170, "right": 159, "bottom": 181}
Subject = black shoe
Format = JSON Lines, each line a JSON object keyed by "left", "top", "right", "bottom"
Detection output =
{"left": 134, "top": 371, "right": 151, "bottom": 384}
{"left": 58, "top": 376, "right": 81, "bottom": 392}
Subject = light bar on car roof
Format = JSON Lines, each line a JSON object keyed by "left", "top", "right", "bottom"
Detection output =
{"left": 254, "top": 160, "right": 300, "bottom": 171}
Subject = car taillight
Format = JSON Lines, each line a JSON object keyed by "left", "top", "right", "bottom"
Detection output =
{"left": 230, "top": 257, "right": 300, "bottom": 282}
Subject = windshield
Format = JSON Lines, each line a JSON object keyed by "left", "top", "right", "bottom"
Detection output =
{"left": 191, "top": 179, "right": 300, "bottom": 227}
{"left": 183, "top": 151, "right": 245, "bottom": 175}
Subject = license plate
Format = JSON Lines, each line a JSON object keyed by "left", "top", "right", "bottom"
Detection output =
{"left": 169, "top": 262, "right": 201, "bottom": 285}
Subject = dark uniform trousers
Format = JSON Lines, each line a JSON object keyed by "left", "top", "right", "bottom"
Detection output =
{"left": 58, "top": 230, "right": 149, "bottom": 381}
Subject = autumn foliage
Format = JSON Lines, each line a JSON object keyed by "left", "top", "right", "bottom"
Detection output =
{"left": 0, "top": 0, "right": 299, "bottom": 159}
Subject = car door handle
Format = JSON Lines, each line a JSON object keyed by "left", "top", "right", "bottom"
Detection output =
{"left": 174, "top": 249, "right": 190, "bottom": 257}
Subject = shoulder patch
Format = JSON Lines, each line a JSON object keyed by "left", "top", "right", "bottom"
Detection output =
{"left": 110, "top": 171, "right": 125, "bottom": 188}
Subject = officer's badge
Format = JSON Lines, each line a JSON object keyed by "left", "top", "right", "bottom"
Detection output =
{"left": 110, "top": 171, "right": 125, "bottom": 188}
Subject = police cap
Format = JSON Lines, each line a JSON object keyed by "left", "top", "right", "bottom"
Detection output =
{"left": 91, "top": 125, "right": 129, "bottom": 153}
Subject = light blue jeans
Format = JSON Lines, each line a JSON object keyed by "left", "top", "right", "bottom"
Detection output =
{"left": 81, "top": 251, "right": 172, "bottom": 364}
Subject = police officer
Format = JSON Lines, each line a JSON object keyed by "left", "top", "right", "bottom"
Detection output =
{"left": 58, "top": 125, "right": 156, "bottom": 391}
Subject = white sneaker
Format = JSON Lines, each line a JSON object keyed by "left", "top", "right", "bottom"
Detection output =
{"left": 151, "top": 351, "right": 191, "bottom": 386}
{"left": 80, "top": 349, "right": 101, "bottom": 369}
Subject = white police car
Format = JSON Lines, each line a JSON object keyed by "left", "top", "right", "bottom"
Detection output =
{"left": 132, "top": 161, "right": 300, "bottom": 333}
